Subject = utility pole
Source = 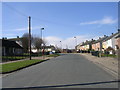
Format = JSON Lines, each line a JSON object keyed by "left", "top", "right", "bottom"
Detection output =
{"left": 28, "top": 16, "right": 31, "bottom": 60}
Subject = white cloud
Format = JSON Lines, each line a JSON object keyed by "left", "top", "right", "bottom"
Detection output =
{"left": 15, "top": 26, "right": 41, "bottom": 31}
{"left": 16, "top": 27, "right": 28, "bottom": 31}
{"left": 45, "top": 35, "right": 91, "bottom": 49}
{"left": 80, "top": 16, "right": 117, "bottom": 25}
{"left": 12, "top": 26, "right": 47, "bottom": 31}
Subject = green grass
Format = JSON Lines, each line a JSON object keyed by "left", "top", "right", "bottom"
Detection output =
{"left": 47, "top": 53, "right": 60, "bottom": 57}
{"left": 2, "top": 56, "right": 26, "bottom": 60}
{"left": 1, "top": 59, "right": 44, "bottom": 73}
{"left": 101, "top": 54, "right": 117, "bottom": 58}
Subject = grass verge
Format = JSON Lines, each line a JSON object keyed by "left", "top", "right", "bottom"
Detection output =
{"left": 47, "top": 53, "right": 60, "bottom": 57}
{"left": 101, "top": 54, "right": 117, "bottom": 58}
{"left": 1, "top": 59, "right": 45, "bottom": 74}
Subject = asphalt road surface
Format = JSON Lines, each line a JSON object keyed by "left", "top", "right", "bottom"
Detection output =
{"left": 2, "top": 54, "right": 119, "bottom": 89}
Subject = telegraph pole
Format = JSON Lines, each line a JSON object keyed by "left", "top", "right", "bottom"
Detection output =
{"left": 28, "top": 16, "right": 31, "bottom": 60}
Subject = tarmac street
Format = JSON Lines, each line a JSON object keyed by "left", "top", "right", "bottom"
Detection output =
{"left": 2, "top": 54, "right": 119, "bottom": 88}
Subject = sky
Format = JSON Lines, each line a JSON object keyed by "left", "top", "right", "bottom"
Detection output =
{"left": 2, "top": 2, "right": 118, "bottom": 49}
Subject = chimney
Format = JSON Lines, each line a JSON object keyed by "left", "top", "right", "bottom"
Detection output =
{"left": 118, "top": 29, "right": 120, "bottom": 32}
{"left": 4, "top": 37, "right": 7, "bottom": 39}
{"left": 104, "top": 35, "right": 106, "bottom": 37}
{"left": 112, "top": 33, "right": 114, "bottom": 35}
{"left": 99, "top": 37, "right": 101, "bottom": 39}
{"left": 17, "top": 36, "right": 19, "bottom": 38}
{"left": 91, "top": 39, "right": 93, "bottom": 41}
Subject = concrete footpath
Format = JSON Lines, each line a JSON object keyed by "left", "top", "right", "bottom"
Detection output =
{"left": 79, "top": 53, "right": 119, "bottom": 79}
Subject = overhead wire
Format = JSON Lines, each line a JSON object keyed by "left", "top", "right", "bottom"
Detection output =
{"left": 3, "top": 3, "right": 28, "bottom": 18}
{"left": 3, "top": 3, "right": 74, "bottom": 28}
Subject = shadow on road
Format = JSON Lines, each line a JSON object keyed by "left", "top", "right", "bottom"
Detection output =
{"left": 2, "top": 80, "right": 120, "bottom": 90}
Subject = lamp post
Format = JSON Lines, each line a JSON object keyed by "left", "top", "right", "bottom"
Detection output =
{"left": 74, "top": 36, "right": 77, "bottom": 51}
{"left": 60, "top": 41, "right": 62, "bottom": 52}
{"left": 41, "top": 28, "right": 44, "bottom": 57}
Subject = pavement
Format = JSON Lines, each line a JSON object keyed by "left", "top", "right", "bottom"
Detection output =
{"left": 79, "top": 53, "right": 119, "bottom": 79}
{"left": 2, "top": 54, "right": 119, "bottom": 89}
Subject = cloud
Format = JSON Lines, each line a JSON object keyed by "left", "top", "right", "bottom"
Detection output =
{"left": 80, "top": 16, "right": 117, "bottom": 25}
{"left": 45, "top": 35, "right": 91, "bottom": 49}
{"left": 16, "top": 27, "right": 28, "bottom": 31}
{"left": 3, "top": 25, "right": 47, "bottom": 31}
{"left": 45, "top": 36, "right": 62, "bottom": 46}
{"left": 15, "top": 26, "right": 40, "bottom": 31}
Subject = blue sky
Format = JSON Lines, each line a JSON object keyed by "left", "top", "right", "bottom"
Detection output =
{"left": 2, "top": 2, "right": 118, "bottom": 48}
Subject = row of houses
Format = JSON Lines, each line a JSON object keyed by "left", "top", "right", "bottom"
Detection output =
{"left": 76, "top": 29, "right": 120, "bottom": 55}
{"left": 2, "top": 36, "right": 58, "bottom": 56}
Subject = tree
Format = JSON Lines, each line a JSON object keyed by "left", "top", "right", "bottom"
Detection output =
{"left": 21, "top": 33, "right": 46, "bottom": 53}
{"left": 21, "top": 33, "right": 33, "bottom": 53}
{"left": 33, "top": 36, "right": 47, "bottom": 53}
{"left": 33, "top": 37, "right": 42, "bottom": 52}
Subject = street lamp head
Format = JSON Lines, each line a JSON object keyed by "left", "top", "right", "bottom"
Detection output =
{"left": 41, "top": 28, "right": 44, "bottom": 30}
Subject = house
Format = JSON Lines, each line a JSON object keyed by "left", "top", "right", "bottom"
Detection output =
{"left": 115, "top": 33, "right": 120, "bottom": 50}
{"left": 102, "top": 30, "right": 120, "bottom": 54}
{"left": 92, "top": 35, "right": 108, "bottom": 52}
{"left": 31, "top": 45, "right": 56, "bottom": 54}
{"left": 77, "top": 39, "right": 95, "bottom": 51}
{"left": 8, "top": 36, "right": 22, "bottom": 47}
{"left": 2, "top": 39, "right": 23, "bottom": 56}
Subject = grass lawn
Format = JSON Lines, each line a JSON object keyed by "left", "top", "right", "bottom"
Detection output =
{"left": 1, "top": 59, "right": 44, "bottom": 73}
{"left": 2, "top": 56, "right": 26, "bottom": 60}
{"left": 101, "top": 54, "right": 117, "bottom": 58}
{"left": 47, "top": 53, "right": 60, "bottom": 57}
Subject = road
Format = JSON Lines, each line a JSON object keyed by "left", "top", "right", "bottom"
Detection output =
{"left": 2, "top": 54, "right": 119, "bottom": 89}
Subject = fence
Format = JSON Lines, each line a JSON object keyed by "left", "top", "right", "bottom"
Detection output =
{"left": 2, "top": 52, "right": 50, "bottom": 62}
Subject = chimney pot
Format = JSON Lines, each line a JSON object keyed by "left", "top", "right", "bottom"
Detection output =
{"left": 118, "top": 29, "right": 120, "bottom": 32}
{"left": 17, "top": 36, "right": 19, "bottom": 38}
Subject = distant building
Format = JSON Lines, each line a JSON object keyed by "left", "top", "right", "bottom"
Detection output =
{"left": 2, "top": 39, "right": 23, "bottom": 56}
{"left": 31, "top": 45, "right": 56, "bottom": 53}
{"left": 77, "top": 39, "right": 95, "bottom": 51}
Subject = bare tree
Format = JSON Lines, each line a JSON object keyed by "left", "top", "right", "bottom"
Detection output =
{"left": 21, "top": 33, "right": 46, "bottom": 53}
{"left": 21, "top": 33, "right": 33, "bottom": 53}
{"left": 33, "top": 37, "right": 47, "bottom": 52}
{"left": 33, "top": 37, "right": 42, "bottom": 52}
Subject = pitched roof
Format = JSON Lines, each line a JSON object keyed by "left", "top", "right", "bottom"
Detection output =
{"left": 115, "top": 33, "right": 120, "bottom": 38}
{"left": 80, "top": 39, "right": 96, "bottom": 46}
{"left": 92, "top": 36, "right": 108, "bottom": 44}
{"left": 103, "top": 32, "right": 119, "bottom": 42}
{"left": 1, "top": 39, "right": 23, "bottom": 49}
{"left": 8, "top": 37, "right": 22, "bottom": 41}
